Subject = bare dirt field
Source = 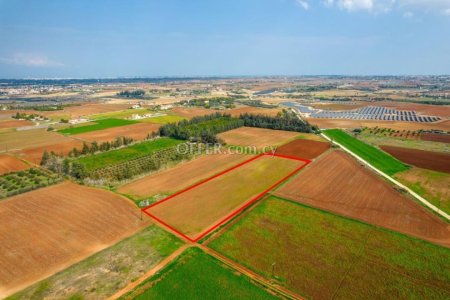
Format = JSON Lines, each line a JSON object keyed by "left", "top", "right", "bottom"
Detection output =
{"left": 0, "top": 181, "right": 147, "bottom": 298}
{"left": 227, "top": 106, "right": 282, "bottom": 117}
{"left": 274, "top": 150, "right": 450, "bottom": 247}
{"left": 118, "top": 153, "right": 250, "bottom": 199}
{"left": 0, "top": 154, "right": 30, "bottom": 175}
{"left": 61, "top": 103, "right": 132, "bottom": 118}
{"left": 380, "top": 145, "right": 450, "bottom": 173}
{"left": 0, "top": 119, "right": 33, "bottom": 129}
{"left": 0, "top": 128, "right": 77, "bottom": 152}
{"left": 421, "top": 133, "right": 450, "bottom": 143}
{"left": 75, "top": 122, "right": 160, "bottom": 143}
{"left": 307, "top": 118, "right": 450, "bottom": 131}
{"left": 147, "top": 155, "right": 305, "bottom": 240}
{"left": 218, "top": 127, "right": 300, "bottom": 149}
{"left": 275, "top": 139, "right": 330, "bottom": 159}
{"left": 170, "top": 107, "right": 212, "bottom": 118}
{"left": 15, "top": 140, "right": 84, "bottom": 164}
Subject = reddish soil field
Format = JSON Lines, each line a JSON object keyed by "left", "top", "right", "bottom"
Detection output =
{"left": 62, "top": 103, "right": 132, "bottom": 118}
{"left": 118, "top": 153, "right": 250, "bottom": 199}
{"left": 146, "top": 155, "right": 305, "bottom": 240}
{"left": 218, "top": 127, "right": 300, "bottom": 149}
{"left": 275, "top": 139, "right": 330, "bottom": 159}
{"left": 170, "top": 107, "right": 212, "bottom": 119}
{"left": 380, "top": 145, "right": 450, "bottom": 173}
{"left": 0, "top": 182, "right": 147, "bottom": 298}
{"left": 0, "top": 119, "right": 33, "bottom": 129}
{"left": 0, "top": 155, "right": 30, "bottom": 175}
{"left": 15, "top": 139, "right": 84, "bottom": 164}
{"left": 227, "top": 106, "right": 282, "bottom": 117}
{"left": 421, "top": 133, "right": 450, "bottom": 143}
{"left": 274, "top": 150, "right": 450, "bottom": 247}
{"left": 75, "top": 122, "right": 160, "bottom": 143}
{"left": 307, "top": 118, "right": 450, "bottom": 131}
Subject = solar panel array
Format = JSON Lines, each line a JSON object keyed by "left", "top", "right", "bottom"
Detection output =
{"left": 304, "top": 105, "right": 440, "bottom": 123}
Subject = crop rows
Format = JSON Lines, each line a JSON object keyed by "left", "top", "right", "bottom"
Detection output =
{"left": 89, "top": 143, "right": 204, "bottom": 181}
{"left": 0, "top": 168, "right": 62, "bottom": 199}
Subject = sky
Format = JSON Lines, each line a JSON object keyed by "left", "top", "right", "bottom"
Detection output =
{"left": 0, "top": 0, "right": 449, "bottom": 78}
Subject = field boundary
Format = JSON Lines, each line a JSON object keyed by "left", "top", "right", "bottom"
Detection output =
{"left": 142, "top": 153, "right": 311, "bottom": 242}
{"left": 320, "top": 132, "right": 450, "bottom": 221}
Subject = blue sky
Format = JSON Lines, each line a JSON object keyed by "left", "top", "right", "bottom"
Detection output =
{"left": 0, "top": 0, "right": 449, "bottom": 78}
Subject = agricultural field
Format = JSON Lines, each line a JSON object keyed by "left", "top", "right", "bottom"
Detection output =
{"left": 76, "top": 137, "right": 183, "bottom": 172}
{"left": 395, "top": 167, "right": 450, "bottom": 215}
{"left": 0, "top": 119, "right": 33, "bottom": 129}
{"left": 8, "top": 225, "right": 183, "bottom": 300}
{"left": 0, "top": 128, "right": 76, "bottom": 152}
{"left": 58, "top": 118, "right": 138, "bottom": 135}
{"left": 207, "top": 196, "right": 450, "bottom": 299}
{"left": 146, "top": 154, "right": 306, "bottom": 240}
{"left": 421, "top": 133, "right": 450, "bottom": 143}
{"left": 308, "top": 118, "right": 450, "bottom": 132}
{"left": 218, "top": 127, "right": 300, "bottom": 150}
{"left": 323, "top": 129, "right": 410, "bottom": 175}
{"left": 121, "top": 247, "right": 279, "bottom": 300}
{"left": 0, "top": 154, "right": 29, "bottom": 175}
{"left": 89, "top": 108, "right": 149, "bottom": 120}
{"left": 139, "top": 114, "right": 186, "bottom": 124}
{"left": 57, "top": 103, "right": 132, "bottom": 118}
{"left": 274, "top": 150, "right": 450, "bottom": 247}
{"left": 274, "top": 139, "right": 330, "bottom": 159}
{"left": 381, "top": 145, "right": 450, "bottom": 173}
{"left": 75, "top": 122, "right": 161, "bottom": 143}
{"left": 0, "top": 168, "right": 61, "bottom": 198}
{"left": 0, "top": 182, "right": 147, "bottom": 298}
{"left": 14, "top": 139, "right": 84, "bottom": 164}
{"left": 118, "top": 153, "right": 250, "bottom": 200}
{"left": 357, "top": 128, "right": 449, "bottom": 153}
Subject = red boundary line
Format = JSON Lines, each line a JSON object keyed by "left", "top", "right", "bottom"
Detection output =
{"left": 142, "top": 153, "right": 311, "bottom": 242}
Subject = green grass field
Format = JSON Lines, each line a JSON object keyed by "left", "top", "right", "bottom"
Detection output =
{"left": 139, "top": 114, "right": 186, "bottom": 124}
{"left": 76, "top": 137, "right": 183, "bottom": 171}
{"left": 7, "top": 225, "right": 183, "bottom": 300}
{"left": 208, "top": 196, "right": 450, "bottom": 299}
{"left": 58, "top": 118, "right": 138, "bottom": 135}
{"left": 89, "top": 108, "right": 149, "bottom": 120}
{"left": 323, "top": 129, "right": 409, "bottom": 175}
{"left": 122, "top": 247, "right": 279, "bottom": 300}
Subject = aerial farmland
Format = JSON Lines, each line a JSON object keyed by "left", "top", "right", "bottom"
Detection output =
{"left": 0, "top": 75, "right": 449, "bottom": 299}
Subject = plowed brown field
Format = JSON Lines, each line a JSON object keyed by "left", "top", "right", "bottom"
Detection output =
{"left": 274, "top": 151, "right": 450, "bottom": 247}
{"left": 75, "top": 122, "right": 160, "bottom": 143}
{"left": 307, "top": 118, "right": 450, "bottom": 131}
{"left": 381, "top": 145, "right": 450, "bottom": 174}
{"left": 0, "top": 119, "right": 33, "bottom": 129}
{"left": 0, "top": 182, "right": 147, "bottom": 298}
{"left": 147, "top": 155, "right": 305, "bottom": 240}
{"left": 0, "top": 155, "right": 30, "bottom": 175}
{"left": 118, "top": 153, "right": 250, "bottom": 199}
{"left": 15, "top": 140, "right": 84, "bottom": 164}
{"left": 218, "top": 127, "right": 299, "bottom": 149}
{"left": 421, "top": 133, "right": 450, "bottom": 143}
{"left": 275, "top": 139, "right": 330, "bottom": 159}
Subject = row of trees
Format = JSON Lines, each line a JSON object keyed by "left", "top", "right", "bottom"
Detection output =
{"left": 239, "top": 110, "right": 317, "bottom": 133}
{"left": 66, "top": 136, "right": 135, "bottom": 158}
{"left": 159, "top": 113, "right": 244, "bottom": 144}
{"left": 117, "top": 89, "right": 146, "bottom": 98}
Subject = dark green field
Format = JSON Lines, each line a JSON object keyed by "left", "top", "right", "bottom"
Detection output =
{"left": 58, "top": 118, "right": 138, "bottom": 135}
{"left": 122, "top": 247, "right": 279, "bottom": 300}
{"left": 323, "top": 129, "right": 409, "bottom": 175}
{"left": 208, "top": 196, "right": 450, "bottom": 299}
{"left": 76, "top": 137, "right": 183, "bottom": 171}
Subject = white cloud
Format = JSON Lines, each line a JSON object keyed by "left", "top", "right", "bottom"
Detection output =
{"left": 338, "top": 0, "right": 374, "bottom": 11}
{"left": 296, "top": 0, "right": 310, "bottom": 10}
{"left": 0, "top": 53, "right": 64, "bottom": 67}
{"left": 445, "top": 8, "right": 450, "bottom": 15}
{"left": 403, "top": 11, "right": 414, "bottom": 17}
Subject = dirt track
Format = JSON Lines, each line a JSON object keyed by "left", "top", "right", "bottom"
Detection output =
{"left": 274, "top": 150, "right": 450, "bottom": 248}
{"left": 381, "top": 145, "right": 450, "bottom": 173}
{"left": 0, "top": 182, "right": 148, "bottom": 298}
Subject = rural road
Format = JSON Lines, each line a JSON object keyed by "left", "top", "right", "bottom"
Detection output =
{"left": 320, "top": 132, "right": 450, "bottom": 221}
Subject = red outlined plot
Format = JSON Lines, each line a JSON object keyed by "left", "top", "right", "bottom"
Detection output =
{"left": 142, "top": 153, "right": 311, "bottom": 242}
